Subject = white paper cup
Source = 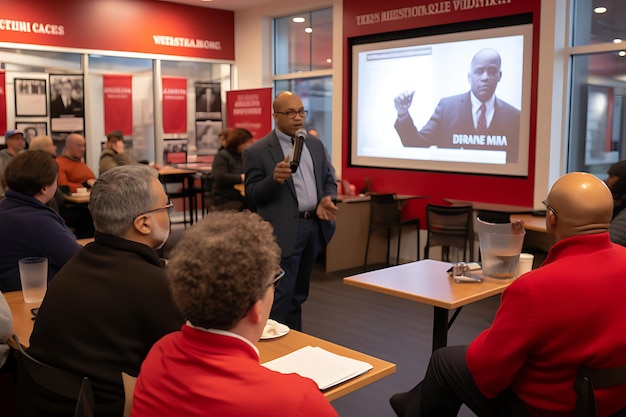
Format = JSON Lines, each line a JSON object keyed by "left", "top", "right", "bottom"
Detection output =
{"left": 516, "top": 253, "right": 534, "bottom": 277}
{"left": 18, "top": 257, "right": 48, "bottom": 303}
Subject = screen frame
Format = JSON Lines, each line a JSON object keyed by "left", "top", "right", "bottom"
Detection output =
{"left": 350, "top": 20, "right": 533, "bottom": 177}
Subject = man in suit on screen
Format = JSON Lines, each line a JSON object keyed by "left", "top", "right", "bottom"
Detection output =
{"left": 394, "top": 48, "right": 520, "bottom": 163}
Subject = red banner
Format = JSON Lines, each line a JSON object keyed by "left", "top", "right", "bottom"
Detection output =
{"left": 1, "top": 0, "right": 234, "bottom": 60}
{"left": 0, "top": 71, "right": 6, "bottom": 135}
{"left": 162, "top": 77, "right": 187, "bottom": 134}
{"left": 103, "top": 74, "right": 132, "bottom": 135}
{"left": 226, "top": 88, "right": 273, "bottom": 140}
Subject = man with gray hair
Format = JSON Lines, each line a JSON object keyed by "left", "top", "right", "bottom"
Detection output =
{"left": 27, "top": 164, "right": 183, "bottom": 417}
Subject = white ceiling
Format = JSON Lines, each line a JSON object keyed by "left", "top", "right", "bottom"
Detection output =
{"left": 158, "top": 0, "right": 272, "bottom": 11}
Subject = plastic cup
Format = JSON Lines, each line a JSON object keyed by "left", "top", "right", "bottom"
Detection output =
{"left": 517, "top": 253, "right": 534, "bottom": 277}
{"left": 479, "top": 231, "right": 525, "bottom": 279}
{"left": 18, "top": 257, "right": 48, "bottom": 303}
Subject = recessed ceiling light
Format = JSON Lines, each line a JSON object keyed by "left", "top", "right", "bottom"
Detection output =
{"left": 292, "top": 17, "right": 305, "bottom": 23}
{"left": 326, "top": 58, "right": 332, "bottom": 64}
{"left": 305, "top": 27, "right": 313, "bottom": 33}
{"left": 619, "top": 51, "right": 626, "bottom": 57}
{"left": 594, "top": 6, "right": 607, "bottom": 13}
{"left": 614, "top": 38, "right": 623, "bottom": 43}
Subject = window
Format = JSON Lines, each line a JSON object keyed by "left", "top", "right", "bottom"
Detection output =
{"left": 568, "top": 0, "right": 626, "bottom": 177}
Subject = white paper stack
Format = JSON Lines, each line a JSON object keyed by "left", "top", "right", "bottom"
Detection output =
{"left": 262, "top": 345, "right": 373, "bottom": 390}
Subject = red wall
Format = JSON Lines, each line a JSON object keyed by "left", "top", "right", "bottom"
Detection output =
{"left": 0, "top": 0, "right": 234, "bottom": 60}
{"left": 342, "top": 0, "right": 542, "bottom": 217}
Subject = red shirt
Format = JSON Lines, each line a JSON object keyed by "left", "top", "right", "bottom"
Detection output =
{"left": 467, "top": 232, "right": 626, "bottom": 417}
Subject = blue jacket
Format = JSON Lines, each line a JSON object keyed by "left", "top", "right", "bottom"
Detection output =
{"left": 0, "top": 189, "right": 81, "bottom": 291}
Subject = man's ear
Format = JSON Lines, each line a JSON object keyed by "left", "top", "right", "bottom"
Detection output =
{"left": 547, "top": 210, "right": 558, "bottom": 228}
{"left": 246, "top": 299, "right": 264, "bottom": 325}
{"left": 133, "top": 214, "right": 152, "bottom": 236}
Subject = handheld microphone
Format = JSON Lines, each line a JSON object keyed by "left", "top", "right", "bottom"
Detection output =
{"left": 290, "top": 128, "right": 307, "bottom": 173}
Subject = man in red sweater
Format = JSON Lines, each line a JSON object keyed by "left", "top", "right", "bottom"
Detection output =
{"left": 391, "top": 172, "right": 626, "bottom": 417}
{"left": 55, "top": 133, "right": 96, "bottom": 193}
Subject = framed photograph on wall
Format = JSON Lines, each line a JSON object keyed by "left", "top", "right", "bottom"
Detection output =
{"left": 14, "top": 78, "right": 48, "bottom": 117}
{"left": 15, "top": 121, "right": 48, "bottom": 148}
{"left": 49, "top": 74, "right": 84, "bottom": 133}
{"left": 195, "top": 82, "right": 222, "bottom": 121}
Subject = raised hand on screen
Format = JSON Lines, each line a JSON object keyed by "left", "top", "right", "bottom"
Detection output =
{"left": 394, "top": 90, "right": 415, "bottom": 118}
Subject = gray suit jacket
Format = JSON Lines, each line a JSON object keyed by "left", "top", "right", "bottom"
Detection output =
{"left": 242, "top": 130, "right": 337, "bottom": 257}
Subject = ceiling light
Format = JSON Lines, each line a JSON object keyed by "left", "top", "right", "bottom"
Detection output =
{"left": 326, "top": 58, "right": 332, "bottom": 64}
{"left": 619, "top": 51, "right": 626, "bottom": 57}
{"left": 305, "top": 27, "right": 313, "bottom": 33}
{"left": 292, "top": 17, "right": 305, "bottom": 23}
{"left": 614, "top": 38, "right": 623, "bottom": 43}
{"left": 594, "top": 6, "right": 607, "bottom": 13}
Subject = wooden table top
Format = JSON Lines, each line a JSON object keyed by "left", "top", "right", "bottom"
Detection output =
{"left": 64, "top": 192, "right": 90, "bottom": 204}
{"left": 3, "top": 290, "right": 395, "bottom": 402}
{"left": 344, "top": 259, "right": 513, "bottom": 310}
{"left": 257, "top": 330, "right": 395, "bottom": 401}
{"left": 445, "top": 198, "right": 535, "bottom": 214}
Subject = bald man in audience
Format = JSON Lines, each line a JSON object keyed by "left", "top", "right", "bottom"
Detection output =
{"left": 29, "top": 135, "right": 64, "bottom": 213}
{"left": 55, "top": 133, "right": 96, "bottom": 193}
{"left": 391, "top": 172, "right": 626, "bottom": 417}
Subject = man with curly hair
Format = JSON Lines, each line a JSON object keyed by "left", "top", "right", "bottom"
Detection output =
{"left": 131, "top": 211, "right": 339, "bottom": 417}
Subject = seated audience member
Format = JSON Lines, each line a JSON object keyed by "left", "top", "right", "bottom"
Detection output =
{"left": 212, "top": 128, "right": 252, "bottom": 211}
{"left": 99, "top": 130, "right": 136, "bottom": 175}
{"left": 605, "top": 160, "right": 626, "bottom": 219}
{"left": 131, "top": 211, "right": 339, "bottom": 417}
{"left": 390, "top": 172, "right": 626, "bottom": 417}
{"left": 0, "top": 129, "right": 25, "bottom": 199}
{"left": 55, "top": 133, "right": 96, "bottom": 193}
{"left": 29, "top": 135, "right": 65, "bottom": 213}
{"left": 56, "top": 133, "right": 95, "bottom": 238}
{"left": 27, "top": 164, "right": 184, "bottom": 417}
{"left": 0, "top": 151, "right": 80, "bottom": 292}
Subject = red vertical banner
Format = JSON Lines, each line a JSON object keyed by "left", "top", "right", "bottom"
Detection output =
{"left": 103, "top": 74, "right": 132, "bottom": 135}
{"left": 162, "top": 77, "right": 187, "bottom": 134}
{"left": 226, "top": 88, "right": 273, "bottom": 140}
{"left": 0, "top": 71, "right": 6, "bottom": 136}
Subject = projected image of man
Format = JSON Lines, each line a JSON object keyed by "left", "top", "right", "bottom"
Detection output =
{"left": 393, "top": 48, "right": 520, "bottom": 163}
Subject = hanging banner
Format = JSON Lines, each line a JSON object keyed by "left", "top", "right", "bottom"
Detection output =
{"left": 0, "top": 71, "right": 6, "bottom": 136}
{"left": 226, "top": 87, "right": 273, "bottom": 140}
{"left": 103, "top": 74, "right": 133, "bottom": 135}
{"left": 162, "top": 77, "right": 187, "bottom": 134}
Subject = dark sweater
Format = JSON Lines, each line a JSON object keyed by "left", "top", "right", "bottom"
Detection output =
{"left": 28, "top": 232, "right": 184, "bottom": 417}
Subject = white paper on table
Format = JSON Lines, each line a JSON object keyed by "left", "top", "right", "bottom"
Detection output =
{"left": 262, "top": 345, "right": 373, "bottom": 390}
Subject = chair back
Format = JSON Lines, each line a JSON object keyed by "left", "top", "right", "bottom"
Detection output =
{"left": 121, "top": 372, "right": 137, "bottom": 417}
{"left": 574, "top": 364, "right": 626, "bottom": 417}
{"left": 425, "top": 204, "right": 473, "bottom": 261}
{"left": 13, "top": 335, "right": 95, "bottom": 417}
{"left": 369, "top": 194, "right": 401, "bottom": 226}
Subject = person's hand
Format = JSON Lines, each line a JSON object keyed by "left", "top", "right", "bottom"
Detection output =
{"left": 240, "top": 173, "right": 245, "bottom": 182}
{"left": 87, "top": 178, "right": 96, "bottom": 187}
{"left": 511, "top": 220, "right": 525, "bottom": 234}
{"left": 316, "top": 196, "right": 338, "bottom": 221}
{"left": 394, "top": 90, "right": 415, "bottom": 118}
{"left": 273, "top": 155, "right": 292, "bottom": 185}
{"left": 112, "top": 140, "right": 125, "bottom": 154}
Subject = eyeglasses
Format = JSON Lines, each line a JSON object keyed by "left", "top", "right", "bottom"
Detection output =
{"left": 265, "top": 268, "right": 285, "bottom": 289}
{"left": 275, "top": 109, "right": 308, "bottom": 119}
{"left": 140, "top": 199, "right": 174, "bottom": 216}
{"left": 542, "top": 199, "right": 558, "bottom": 218}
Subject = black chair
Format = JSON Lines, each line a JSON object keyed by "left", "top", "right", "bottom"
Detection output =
{"left": 424, "top": 204, "right": 473, "bottom": 262}
{"left": 13, "top": 335, "right": 95, "bottom": 417}
{"left": 574, "top": 364, "right": 626, "bottom": 417}
{"left": 160, "top": 172, "right": 196, "bottom": 227}
{"left": 199, "top": 172, "right": 215, "bottom": 216}
{"left": 363, "top": 193, "right": 420, "bottom": 268}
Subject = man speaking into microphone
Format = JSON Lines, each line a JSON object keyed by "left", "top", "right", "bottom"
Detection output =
{"left": 243, "top": 91, "right": 337, "bottom": 331}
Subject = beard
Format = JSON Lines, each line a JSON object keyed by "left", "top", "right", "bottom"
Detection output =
{"left": 150, "top": 215, "right": 170, "bottom": 250}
